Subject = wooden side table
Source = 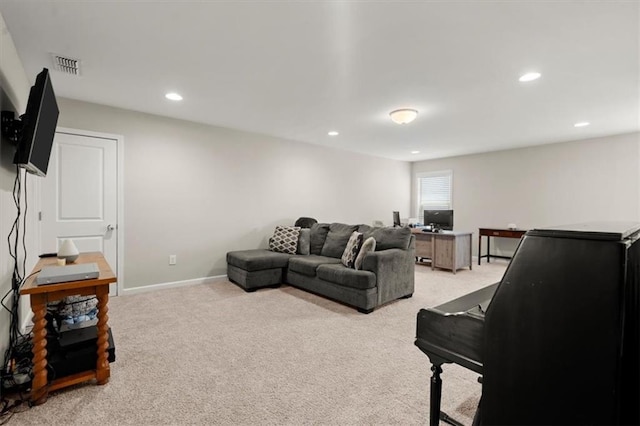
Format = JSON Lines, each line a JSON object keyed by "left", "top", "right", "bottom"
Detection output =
{"left": 478, "top": 228, "right": 527, "bottom": 265}
{"left": 20, "top": 252, "right": 116, "bottom": 405}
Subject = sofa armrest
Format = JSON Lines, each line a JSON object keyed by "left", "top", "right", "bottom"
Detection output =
{"left": 362, "top": 236, "right": 415, "bottom": 305}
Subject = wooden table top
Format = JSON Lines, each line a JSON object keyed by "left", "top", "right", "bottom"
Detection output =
{"left": 411, "top": 228, "right": 472, "bottom": 236}
{"left": 21, "top": 252, "right": 116, "bottom": 295}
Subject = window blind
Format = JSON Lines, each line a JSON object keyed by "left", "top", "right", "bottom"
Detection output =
{"left": 417, "top": 170, "right": 452, "bottom": 215}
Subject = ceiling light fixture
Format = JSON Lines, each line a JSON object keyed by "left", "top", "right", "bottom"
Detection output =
{"left": 574, "top": 121, "right": 590, "bottom": 127}
{"left": 165, "top": 92, "right": 183, "bottom": 101}
{"left": 389, "top": 109, "right": 418, "bottom": 125}
{"left": 518, "top": 72, "right": 541, "bottom": 82}
{"left": 411, "top": 150, "right": 420, "bottom": 154}
{"left": 328, "top": 131, "right": 339, "bottom": 136}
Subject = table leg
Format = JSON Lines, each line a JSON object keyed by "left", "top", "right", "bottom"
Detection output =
{"left": 431, "top": 237, "right": 435, "bottom": 271}
{"left": 469, "top": 235, "right": 472, "bottom": 270}
{"left": 430, "top": 364, "right": 443, "bottom": 426}
{"left": 95, "top": 287, "right": 110, "bottom": 385}
{"left": 487, "top": 236, "right": 491, "bottom": 263}
{"left": 478, "top": 234, "right": 482, "bottom": 265}
{"left": 30, "top": 294, "right": 49, "bottom": 405}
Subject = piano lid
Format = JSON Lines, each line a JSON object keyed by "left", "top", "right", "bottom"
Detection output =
{"left": 527, "top": 221, "right": 640, "bottom": 241}
{"left": 429, "top": 283, "right": 498, "bottom": 317}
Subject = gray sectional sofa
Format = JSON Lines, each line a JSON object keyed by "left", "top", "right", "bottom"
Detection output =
{"left": 226, "top": 223, "right": 415, "bottom": 313}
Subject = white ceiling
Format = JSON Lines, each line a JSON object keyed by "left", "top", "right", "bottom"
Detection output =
{"left": 0, "top": 1, "right": 638, "bottom": 162}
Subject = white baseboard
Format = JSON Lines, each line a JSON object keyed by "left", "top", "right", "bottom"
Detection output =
{"left": 122, "top": 274, "right": 228, "bottom": 296}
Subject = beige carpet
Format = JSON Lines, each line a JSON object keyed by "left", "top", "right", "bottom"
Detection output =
{"left": 10, "top": 260, "right": 508, "bottom": 425}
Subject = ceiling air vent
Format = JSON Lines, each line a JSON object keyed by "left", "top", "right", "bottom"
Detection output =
{"left": 52, "top": 54, "right": 81, "bottom": 76}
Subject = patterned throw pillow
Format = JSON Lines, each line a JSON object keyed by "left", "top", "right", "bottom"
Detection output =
{"left": 341, "top": 231, "right": 364, "bottom": 268}
{"left": 355, "top": 237, "right": 376, "bottom": 270}
{"left": 269, "top": 226, "right": 301, "bottom": 254}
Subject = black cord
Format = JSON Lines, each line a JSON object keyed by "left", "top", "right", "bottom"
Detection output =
{"left": 21, "top": 173, "right": 27, "bottom": 291}
{"left": 19, "top": 269, "right": 40, "bottom": 288}
{"left": 1, "top": 167, "right": 32, "bottom": 415}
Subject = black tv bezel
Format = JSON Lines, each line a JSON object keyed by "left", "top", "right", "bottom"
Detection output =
{"left": 424, "top": 209, "right": 454, "bottom": 231}
{"left": 13, "top": 68, "right": 59, "bottom": 177}
{"left": 393, "top": 211, "right": 401, "bottom": 227}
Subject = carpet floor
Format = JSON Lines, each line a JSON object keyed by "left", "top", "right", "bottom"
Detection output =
{"left": 10, "top": 260, "right": 508, "bottom": 425}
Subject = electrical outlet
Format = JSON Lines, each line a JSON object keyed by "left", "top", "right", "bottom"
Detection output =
{"left": 169, "top": 255, "right": 177, "bottom": 265}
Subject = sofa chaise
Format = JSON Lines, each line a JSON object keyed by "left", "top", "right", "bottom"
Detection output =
{"left": 226, "top": 222, "right": 415, "bottom": 313}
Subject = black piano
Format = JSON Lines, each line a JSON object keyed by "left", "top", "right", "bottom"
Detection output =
{"left": 415, "top": 222, "right": 640, "bottom": 425}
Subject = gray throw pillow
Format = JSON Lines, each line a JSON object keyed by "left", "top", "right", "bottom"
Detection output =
{"left": 355, "top": 237, "right": 376, "bottom": 270}
{"left": 310, "top": 223, "right": 331, "bottom": 255}
{"left": 297, "top": 228, "right": 311, "bottom": 255}
{"left": 341, "top": 231, "right": 363, "bottom": 268}
{"left": 321, "top": 223, "right": 359, "bottom": 258}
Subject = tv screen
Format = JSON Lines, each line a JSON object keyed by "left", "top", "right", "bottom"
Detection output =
{"left": 13, "top": 68, "right": 59, "bottom": 177}
{"left": 393, "top": 211, "right": 401, "bottom": 227}
{"left": 424, "top": 209, "right": 454, "bottom": 231}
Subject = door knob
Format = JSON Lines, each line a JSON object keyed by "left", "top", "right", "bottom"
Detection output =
{"left": 106, "top": 224, "right": 115, "bottom": 232}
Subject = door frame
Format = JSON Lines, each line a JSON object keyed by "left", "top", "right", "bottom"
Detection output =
{"left": 37, "top": 127, "right": 125, "bottom": 295}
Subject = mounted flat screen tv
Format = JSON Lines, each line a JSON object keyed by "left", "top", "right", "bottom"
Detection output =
{"left": 393, "top": 211, "right": 401, "bottom": 227}
{"left": 13, "top": 68, "right": 59, "bottom": 177}
{"left": 424, "top": 209, "right": 454, "bottom": 231}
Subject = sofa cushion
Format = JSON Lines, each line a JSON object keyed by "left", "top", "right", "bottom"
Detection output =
{"left": 316, "top": 264, "right": 376, "bottom": 290}
{"left": 288, "top": 255, "right": 341, "bottom": 276}
{"left": 357, "top": 224, "right": 373, "bottom": 235}
{"left": 297, "top": 228, "right": 311, "bottom": 255}
{"left": 355, "top": 236, "right": 376, "bottom": 270}
{"left": 269, "top": 225, "right": 301, "bottom": 254}
{"left": 310, "top": 223, "right": 330, "bottom": 255}
{"left": 341, "top": 231, "right": 363, "bottom": 268}
{"left": 227, "top": 249, "right": 292, "bottom": 272}
{"left": 227, "top": 264, "right": 283, "bottom": 289}
{"left": 366, "top": 227, "right": 412, "bottom": 251}
{"left": 321, "top": 223, "right": 359, "bottom": 258}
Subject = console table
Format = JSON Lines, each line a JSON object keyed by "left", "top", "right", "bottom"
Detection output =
{"left": 478, "top": 228, "right": 527, "bottom": 265}
{"left": 411, "top": 229, "right": 472, "bottom": 274}
{"left": 20, "top": 252, "right": 115, "bottom": 405}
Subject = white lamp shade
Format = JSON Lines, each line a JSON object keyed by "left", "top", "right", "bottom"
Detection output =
{"left": 389, "top": 109, "right": 418, "bottom": 124}
{"left": 58, "top": 239, "right": 80, "bottom": 263}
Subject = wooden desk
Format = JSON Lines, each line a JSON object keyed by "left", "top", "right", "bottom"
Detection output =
{"left": 478, "top": 228, "right": 527, "bottom": 265}
{"left": 20, "top": 252, "right": 115, "bottom": 405}
{"left": 411, "top": 229, "right": 472, "bottom": 274}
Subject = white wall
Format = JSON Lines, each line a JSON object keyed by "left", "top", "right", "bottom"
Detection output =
{"left": 56, "top": 98, "right": 411, "bottom": 290}
{"left": 0, "top": 10, "right": 39, "bottom": 368}
{"left": 412, "top": 132, "right": 640, "bottom": 257}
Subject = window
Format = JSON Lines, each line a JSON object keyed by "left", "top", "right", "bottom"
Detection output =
{"left": 417, "top": 170, "right": 452, "bottom": 218}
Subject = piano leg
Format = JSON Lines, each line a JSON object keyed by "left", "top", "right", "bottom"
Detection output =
{"left": 430, "top": 363, "right": 466, "bottom": 426}
{"left": 430, "top": 364, "right": 443, "bottom": 426}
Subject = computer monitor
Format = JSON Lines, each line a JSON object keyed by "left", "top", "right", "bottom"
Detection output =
{"left": 424, "top": 209, "right": 454, "bottom": 231}
{"left": 393, "top": 211, "right": 401, "bottom": 227}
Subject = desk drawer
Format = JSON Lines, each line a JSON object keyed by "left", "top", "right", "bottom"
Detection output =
{"left": 415, "top": 238, "right": 433, "bottom": 258}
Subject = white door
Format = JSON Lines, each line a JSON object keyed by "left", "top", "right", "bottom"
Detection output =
{"left": 41, "top": 131, "right": 119, "bottom": 295}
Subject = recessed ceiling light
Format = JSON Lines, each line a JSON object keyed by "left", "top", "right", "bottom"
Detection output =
{"left": 518, "top": 72, "right": 541, "bottom": 82}
{"left": 411, "top": 150, "right": 420, "bottom": 154}
{"left": 165, "top": 92, "right": 183, "bottom": 101}
{"left": 328, "top": 131, "right": 339, "bottom": 136}
{"left": 574, "top": 121, "right": 590, "bottom": 127}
